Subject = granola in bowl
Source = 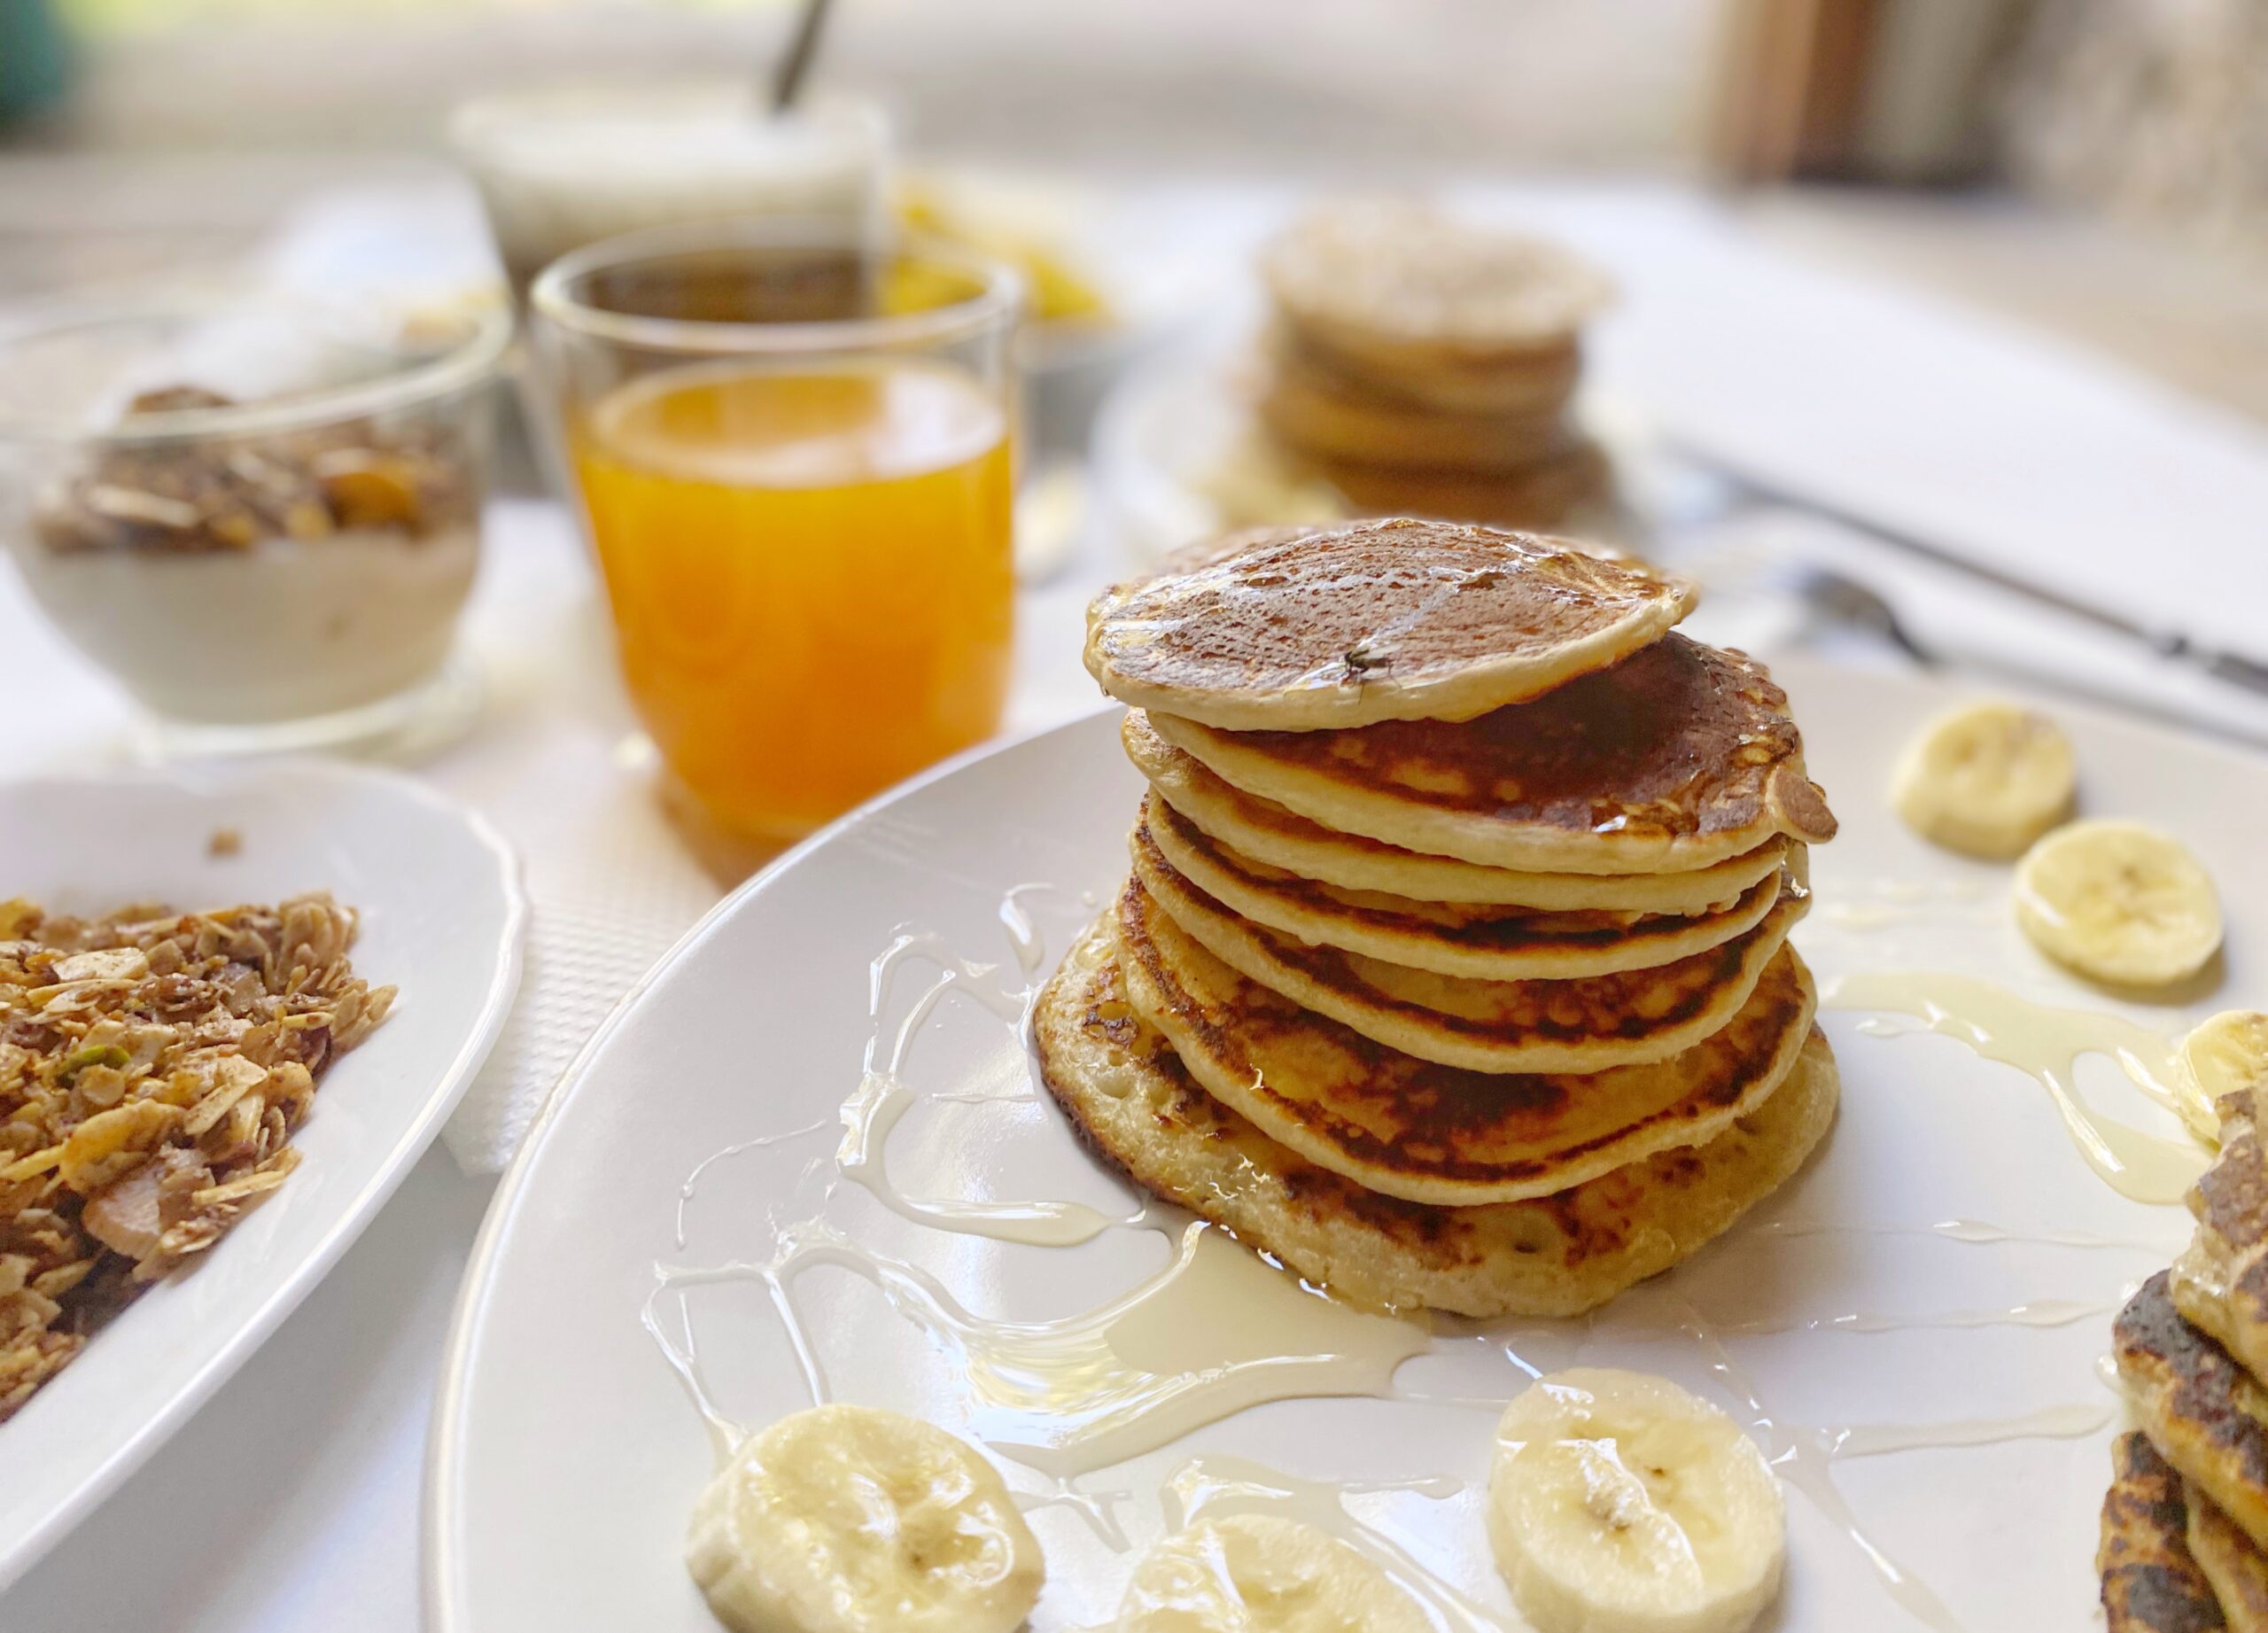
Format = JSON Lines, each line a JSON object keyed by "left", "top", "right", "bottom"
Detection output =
{"left": 0, "top": 294, "right": 505, "bottom": 735}
{"left": 0, "top": 892, "right": 393, "bottom": 1421}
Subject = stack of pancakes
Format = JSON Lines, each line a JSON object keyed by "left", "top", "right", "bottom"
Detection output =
{"left": 1253, "top": 201, "right": 1616, "bottom": 533}
{"left": 2103, "top": 1090, "right": 2268, "bottom": 1628}
{"left": 1036, "top": 519, "right": 1843, "bottom": 1318}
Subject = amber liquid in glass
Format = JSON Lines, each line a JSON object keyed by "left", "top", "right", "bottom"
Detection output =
{"left": 573, "top": 360, "right": 1014, "bottom": 840}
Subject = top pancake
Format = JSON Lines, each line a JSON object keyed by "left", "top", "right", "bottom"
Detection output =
{"left": 1084, "top": 519, "right": 1695, "bottom": 731}
{"left": 1148, "top": 634, "right": 1837, "bottom": 875}
{"left": 1262, "top": 199, "right": 1614, "bottom": 363}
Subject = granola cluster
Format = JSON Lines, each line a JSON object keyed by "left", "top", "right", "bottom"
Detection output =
{"left": 0, "top": 892, "right": 393, "bottom": 1420}
{"left": 33, "top": 385, "right": 476, "bottom": 556}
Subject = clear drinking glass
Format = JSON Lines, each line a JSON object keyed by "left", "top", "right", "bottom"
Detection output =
{"left": 532, "top": 221, "right": 1022, "bottom": 844}
{"left": 0, "top": 293, "right": 508, "bottom": 757}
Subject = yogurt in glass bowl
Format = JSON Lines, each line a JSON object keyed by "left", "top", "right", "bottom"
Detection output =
{"left": 0, "top": 292, "right": 509, "bottom": 755}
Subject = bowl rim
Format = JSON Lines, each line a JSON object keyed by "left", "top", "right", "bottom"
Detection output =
{"left": 0, "top": 291, "right": 513, "bottom": 447}
{"left": 527, "top": 216, "right": 1024, "bottom": 360}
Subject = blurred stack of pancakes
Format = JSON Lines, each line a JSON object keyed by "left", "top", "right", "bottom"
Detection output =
{"left": 2104, "top": 1090, "right": 2268, "bottom": 1628}
{"left": 1036, "top": 519, "right": 1842, "bottom": 1318}
{"left": 1252, "top": 201, "right": 1617, "bottom": 533}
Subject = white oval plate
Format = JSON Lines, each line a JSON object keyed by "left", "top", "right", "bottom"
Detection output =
{"left": 431, "top": 659, "right": 2262, "bottom": 1632}
{"left": 0, "top": 760, "right": 524, "bottom": 1592}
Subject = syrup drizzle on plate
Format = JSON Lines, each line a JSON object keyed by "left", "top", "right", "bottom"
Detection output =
{"left": 1821, "top": 968, "right": 2213, "bottom": 1203}
{"left": 647, "top": 885, "right": 2152, "bottom": 1629}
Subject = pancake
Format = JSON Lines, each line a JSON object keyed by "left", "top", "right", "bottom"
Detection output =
{"left": 2099, "top": 1432, "right": 2227, "bottom": 1633}
{"left": 1149, "top": 634, "right": 1837, "bottom": 876}
{"left": 1124, "top": 712, "right": 1791, "bottom": 915}
{"left": 1112, "top": 875, "right": 1814, "bottom": 1204}
{"left": 1143, "top": 790, "right": 1794, "bottom": 981}
{"left": 1257, "top": 363, "right": 1579, "bottom": 474}
{"left": 1261, "top": 200, "right": 1614, "bottom": 369}
{"left": 1268, "top": 321, "right": 1584, "bottom": 418}
{"left": 2192, "top": 1484, "right": 2268, "bottom": 1630}
{"left": 1131, "top": 843, "right": 1805, "bottom": 1075}
{"left": 1084, "top": 520, "right": 1695, "bottom": 732}
{"left": 1307, "top": 439, "right": 1613, "bottom": 533}
{"left": 2117, "top": 1271, "right": 2268, "bottom": 1554}
{"left": 2176, "top": 1087, "right": 2268, "bottom": 1385}
{"left": 1036, "top": 914, "right": 1837, "bottom": 1317}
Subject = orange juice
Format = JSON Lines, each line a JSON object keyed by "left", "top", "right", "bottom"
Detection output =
{"left": 572, "top": 359, "right": 1014, "bottom": 840}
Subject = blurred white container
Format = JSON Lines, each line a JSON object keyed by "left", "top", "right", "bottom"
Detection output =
{"left": 450, "top": 82, "right": 889, "bottom": 296}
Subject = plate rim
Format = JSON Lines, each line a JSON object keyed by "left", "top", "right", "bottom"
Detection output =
{"left": 421, "top": 702, "right": 1117, "bottom": 1631}
{"left": 0, "top": 757, "right": 528, "bottom": 1593}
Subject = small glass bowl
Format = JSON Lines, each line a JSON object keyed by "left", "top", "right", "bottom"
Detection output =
{"left": 0, "top": 292, "right": 509, "bottom": 757}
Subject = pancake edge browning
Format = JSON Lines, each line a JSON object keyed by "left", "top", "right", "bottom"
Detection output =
{"left": 1031, "top": 914, "right": 1839, "bottom": 1318}
{"left": 1113, "top": 875, "right": 1817, "bottom": 1206}
{"left": 1123, "top": 711, "right": 1791, "bottom": 914}
{"left": 1146, "top": 638, "right": 1837, "bottom": 877}
{"left": 2100, "top": 1431, "right": 2229, "bottom": 1633}
{"left": 2118, "top": 1271, "right": 2268, "bottom": 1555}
{"left": 1133, "top": 832, "right": 1806, "bottom": 1075}
{"left": 1144, "top": 789, "right": 1790, "bottom": 982}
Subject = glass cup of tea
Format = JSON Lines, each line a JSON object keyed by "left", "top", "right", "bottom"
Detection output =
{"left": 531, "top": 221, "right": 1022, "bottom": 844}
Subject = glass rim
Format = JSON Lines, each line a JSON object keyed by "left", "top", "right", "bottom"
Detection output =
{"left": 528, "top": 217, "right": 1026, "bottom": 358}
{"left": 0, "top": 291, "right": 512, "bottom": 447}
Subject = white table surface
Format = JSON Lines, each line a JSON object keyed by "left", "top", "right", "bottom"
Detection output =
{"left": 4, "top": 180, "right": 2268, "bottom": 1631}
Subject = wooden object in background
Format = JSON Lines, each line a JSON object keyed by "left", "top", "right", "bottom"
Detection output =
{"left": 1713, "top": 0, "right": 2023, "bottom": 183}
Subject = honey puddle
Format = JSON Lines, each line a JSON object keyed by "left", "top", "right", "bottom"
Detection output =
{"left": 648, "top": 890, "right": 2151, "bottom": 1630}
{"left": 650, "top": 1217, "right": 1427, "bottom": 1481}
{"left": 1822, "top": 969, "right": 2213, "bottom": 1204}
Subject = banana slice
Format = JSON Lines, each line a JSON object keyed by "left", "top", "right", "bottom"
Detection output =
{"left": 1108, "top": 1513, "right": 1430, "bottom": 1633}
{"left": 1891, "top": 700, "right": 2076, "bottom": 859}
{"left": 1487, "top": 1368, "right": 1784, "bottom": 1633}
{"left": 2180, "top": 1011, "right": 2268, "bottom": 1138}
{"left": 2015, "top": 820, "right": 2223, "bottom": 988}
{"left": 687, "top": 1404, "right": 1045, "bottom": 1633}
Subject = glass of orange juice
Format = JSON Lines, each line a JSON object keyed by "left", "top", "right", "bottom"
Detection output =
{"left": 532, "top": 222, "right": 1021, "bottom": 843}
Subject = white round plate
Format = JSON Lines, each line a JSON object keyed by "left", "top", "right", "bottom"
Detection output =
{"left": 0, "top": 760, "right": 524, "bottom": 1592}
{"left": 431, "top": 659, "right": 2260, "bottom": 1632}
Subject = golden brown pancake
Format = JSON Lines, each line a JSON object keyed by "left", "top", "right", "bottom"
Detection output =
{"left": 2178, "top": 1088, "right": 2268, "bottom": 1386}
{"left": 1143, "top": 791, "right": 1792, "bottom": 981}
{"left": 1261, "top": 200, "right": 1614, "bottom": 367}
{"left": 1267, "top": 321, "right": 1584, "bottom": 418}
{"left": 1112, "top": 875, "right": 1814, "bottom": 1205}
{"left": 1149, "top": 634, "right": 1837, "bottom": 875}
{"left": 1132, "top": 840, "right": 1806, "bottom": 1075}
{"left": 1258, "top": 363, "right": 1579, "bottom": 474}
{"left": 1284, "top": 323, "right": 1583, "bottom": 415}
{"left": 1309, "top": 439, "right": 1612, "bottom": 533}
{"left": 1034, "top": 914, "right": 1839, "bottom": 1318}
{"left": 2118, "top": 1271, "right": 2268, "bottom": 1554}
{"left": 1084, "top": 520, "right": 1695, "bottom": 732}
{"left": 2192, "top": 1483, "right": 2268, "bottom": 1631}
{"left": 1123, "top": 712, "right": 1791, "bottom": 915}
{"left": 2100, "top": 1431, "right": 2228, "bottom": 1633}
